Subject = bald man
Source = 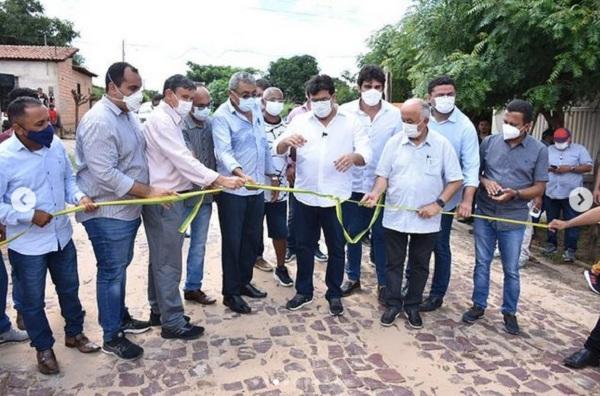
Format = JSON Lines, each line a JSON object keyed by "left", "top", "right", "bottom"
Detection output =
{"left": 180, "top": 86, "right": 218, "bottom": 306}
{"left": 361, "top": 98, "right": 463, "bottom": 329}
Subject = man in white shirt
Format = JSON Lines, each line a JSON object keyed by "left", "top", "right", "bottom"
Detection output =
{"left": 276, "top": 74, "right": 371, "bottom": 316}
{"left": 339, "top": 64, "right": 401, "bottom": 301}
{"left": 142, "top": 75, "right": 243, "bottom": 340}
{"left": 362, "top": 98, "right": 463, "bottom": 329}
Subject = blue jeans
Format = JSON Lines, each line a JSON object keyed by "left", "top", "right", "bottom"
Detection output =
{"left": 545, "top": 196, "right": 580, "bottom": 251}
{"left": 342, "top": 192, "right": 386, "bottom": 285}
{"left": 8, "top": 240, "right": 84, "bottom": 351}
{"left": 83, "top": 218, "right": 140, "bottom": 342}
{"left": 183, "top": 203, "right": 212, "bottom": 291}
{"left": 428, "top": 211, "right": 455, "bottom": 298}
{"left": 472, "top": 217, "right": 525, "bottom": 315}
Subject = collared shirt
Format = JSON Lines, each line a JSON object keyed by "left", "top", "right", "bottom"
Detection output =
{"left": 286, "top": 103, "right": 309, "bottom": 123}
{"left": 428, "top": 107, "right": 480, "bottom": 209}
{"left": 143, "top": 101, "right": 219, "bottom": 192}
{"left": 477, "top": 134, "right": 549, "bottom": 230}
{"left": 213, "top": 99, "right": 275, "bottom": 196}
{"left": 546, "top": 143, "right": 593, "bottom": 199}
{"left": 76, "top": 96, "right": 149, "bottom": 222}
{"left": 339, "top": 99, "right": 401, "bottom": 193}
{"left": 182, "top": 114, "right": 217, "bottom": 203}
{"left": 376, "top": 130, "right": 463, "bottom": 234}
{"left": 0, "top": 135, "right": 84, "bottom": 255}
{"left": 275, "top": 108, "right": 371, "bottom": 208}
{"left": 264, "top": 120, "right": 288, "bottom": 202}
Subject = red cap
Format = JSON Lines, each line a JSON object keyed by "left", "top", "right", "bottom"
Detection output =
{"left": 553, "top": 128, "right": 571, "bottom": 143}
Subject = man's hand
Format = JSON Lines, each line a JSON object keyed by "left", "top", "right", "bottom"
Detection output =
{"left": 490, "top": 188, "right": 517, "bottom": 203}
{"left": 0, "top": 224, "right": 5, "bottom": 242}
{"left": 283, "top": 134, "right": 307, "bottom": 150}
{"left": 32, "top": 210, "right": 53, "bottom": 227}
{"left": 360, "top": 192, "right": 380, "bottom": 208}
{"left": 594, "top": 187, "right": 600, "bottom": 205}
{"left": 334, "top": 153, "right": 356, "bottom": 173}
{"left": 456, "top": 199, "right": 472, "bottom": 219}
{"left": 270, "top": 177, "right": 280, "bottom": 202}
{"left": 148, "top": 187, "right": 178, "bottom": 209}
{"left": 286, "top": 163, "right": 296, "bottom": 186}
{"left": 533, "top": 195, "right": 543, "bottom": 210}
{"left": 548, "top": 219, "right": 568, "bottom": 232}
{"left": 418, "top": 202, "right": 442, "bottom": 219}
{"left": 481, "top": 178, "right": 503, "bottom": 197}
{"left": 216, "top": 175, "right": 245, "bottom": 190}
{"left": 79, "top": 196, "right": 98, "bottom": 213}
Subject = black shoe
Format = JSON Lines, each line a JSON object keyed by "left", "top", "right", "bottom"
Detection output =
{"left": 121, "top": 313, "right": 151, "bottom": 334}
{"left": 102, "top": 333, "right": 143, "bottom": 361}
{"left": 404, "top": 308, "right": 423, "bottom": 329}
{"left": 419, "top": 296, "right": 444, "bottom": 312}
{"left": 462, "top": 305, "right": 485, "bottom": 324}
{"left": 503, "top": 312, "right": 520, "bottom": 335}
{"left": 340, "top": 279, "right": 361, "bottom": 297}
{"left": 284, "top": 249, "right": 296, "bottom": 263}
{"left": 149, "top": 312, "right": 191, "bottom": 327}
{"left": 223, "top": 295, "right": 251, "bottom": 314}
{"left": 274, "top": 266, "right": 294, "bottom": 287}
{"left": 314, "top": 248, "right": 328, "bottom": 262}
{"left": 286, "top": 294, "right": 313, "bottom": 311}
{"left": 380, "top": 306, "right": 402, "bottom": 327}
{"left": 564, "top": 348, "right": 600, "bottom": 369}
{"left": 241, "top": 284, "right": 267, "bottom": 299}
{"left": 377, "top": 285, "right": 387, "bottom": 306}
{"left": 161, "top": 323, "right": 205, "bottom": 340}
{"left": 328, "top": 298, "right": 344, "bottom": 316}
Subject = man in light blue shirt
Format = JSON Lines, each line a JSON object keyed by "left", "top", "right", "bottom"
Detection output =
{"left": 0, "top": 97, "right": 99, "bottom": 375}
{"left": 417, "top": 76, "right": 480, "bottom": 312}
{"left": 213, "top": 71, "right": 276, "bottom": 314}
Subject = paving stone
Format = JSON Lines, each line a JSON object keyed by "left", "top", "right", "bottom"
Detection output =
{"left": 243, "top": 376, "right": 267, "bottom": 391}
{"left": 345, "top": 342, "right": 367, "bottom": 356}
{"left": 495, "top": 373, "right": 519, "bottom": 389}
{"left": 269, "top": 326, "right": 290, "bottom": 337}
{"left": 140, "top": 381, "right": 163, "bottom": 396}
{"left": 362, "top": 377, "right": 387, "bottom": 391}
{"left": 238, "top": 346, "right": 256, "bottom": 360}
{"left": 339, "top": 373, "right": 363, "bottom": 389}
{"left": 375, "top": 368, "right": 405, "bottom": 383}
{"left": 507, "top": 367, "right": 529, "bottom": 381}
{"left": 523, "top": 379, "right": 552, "bottom": 393}
{"left": 328, "top": 345, "right": 345, "bottom": 359}
{"left": 222, "top": 381, "right": 243, "bottom": 391}
{"left": 161, "top": 372, "right": 185, "bottom": 388}
{"left": 296, "top": 377, "right": 315, "bottom": 393}
{"left": 253, "top": 339, "right": 273, "bottom": 353}
{"left": 289, "top": 347, "right": 307, "bottom": 359}
{"left": 118, "top": 373, "right": 144, "bottom": 387}
{"left": 314, "top": 368, "right": 337, "bottom": 383}
{"left": 284, "top": 362, "right": 306, "bottom": 373}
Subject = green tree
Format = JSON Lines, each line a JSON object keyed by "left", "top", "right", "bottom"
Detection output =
{"left": 206, "top": 79, "right": 229, "bottom": 108}
{"left": 333, "top": 77, "right": 358, "bottom": 105}
{"left": 143, "top": 89, "right": 159, "bottom": 102}
{"left": 0, "top": 0, "right": 78, "bottom": 46}
{"left": 267, "top": 55, "right": 319, "bottom": 103}
{"left": 186, "top": 62, "right": 259, "bottom": 85}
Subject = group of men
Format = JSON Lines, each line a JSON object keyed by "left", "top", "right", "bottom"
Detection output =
{"left": 0, "top": 60, "right": 599, "bottom": 375}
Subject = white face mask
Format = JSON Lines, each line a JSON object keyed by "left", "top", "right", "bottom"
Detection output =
{"left": 121, "top": 89, "right": 144, "bottom": 112}
{"left": 361, "top": 89, "right": 382, "bottom": 107}
{"left": 502, "top": 123, "right": 522, "bottom": 141}
{"left": 403, "top": 120, "right": 422, "bottom": 138}
{"left": 312, "top": 99, "right": 332, "bottom": 119}
{"left": 265, "top": 101, "right": 284, "bottom": 117}
{"left": 555, "top": 142, "right": 569, "bottom": 150}
{"left": 175, "top": 97, "right": 193, "bottom": 116}
{"left": 192, "top": 106, "right": 210, "bottom": 120}
{"left": 434, "top": 95, "right": 455, "bottom": 114}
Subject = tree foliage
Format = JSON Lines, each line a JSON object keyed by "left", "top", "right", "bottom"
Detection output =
{"left": 333, "top": 77, "right": 358, "bottom": 105}
{"left": 266, "top": 55, "right": 319, "bottom": 103}
{"left": 0, "top": 0, "right": 78, "bottom": 46}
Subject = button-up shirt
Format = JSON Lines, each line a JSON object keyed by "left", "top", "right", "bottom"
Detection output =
{"left": 143, "top": 101, "right": 219, "bottom": 192}
{"left": 376, "top": 130, "right": 463, "bottom": 234}
{"left": 339, "top": 99, "right": 401, "bottom": 193}
{"left": 477, "top": 134, "right": 549, "bottom": 230}
{"left": 275, "top": 109, "right": 371, "bottom": 208}
{"left": 546, "top": 143, "right": 593, "bottom": 199}
{"left": 182, "top": 114, "right": 217, "bottom": 203}
{"left": 0, "top": 135, "right": 84, "bottom": 255}
{"left": 213, "top": 99, "right": 275, "bottom": 196}
{"left": 429, "top": 107, "right": 480, "bottom": 209}
{"left": 76, "top": 96, "right": 149, "bottom": 222}
{"left": 264, "top": 120, "right": 289, "bottom": 202}
{"left": 286, "top": 102, "right": 309, "bottom": 123}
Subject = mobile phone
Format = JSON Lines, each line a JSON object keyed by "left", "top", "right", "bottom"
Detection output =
{"left": 550, "top": 165, "right": 558, "bottom": 169}
{"left": 493, "top": 190, "right": 504, "bottom": 197}
{"left": 529, "top": 207, "right": 541, "bottom": 218}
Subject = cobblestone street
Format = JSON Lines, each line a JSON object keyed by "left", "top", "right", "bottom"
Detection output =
{"left": 1, "top": 215, "right": 599, "bottom": 395}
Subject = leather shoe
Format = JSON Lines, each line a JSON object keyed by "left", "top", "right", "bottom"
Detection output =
{"left": 37, "top": 349, "right": 59, "bottom": 375}
{"left": 419, "top": 296, "right": 443, "bottom": 312}
{"left": 223, "top": 295, "right": 251, "bottom": 314}
{"left": 184, "top": 289, "right": 216, "bottom": 305}
{"left": 564, "top": 348, "right": 600, "bottom": 369}
{"left": 241, "top": 284, "right": 267, "bottom": 299}
{"left": 65, "top": 333, "right": 100, "bottom": 353}
{"left": 341, "top": 279, "right": 361, "bottom": 296}
{"left": 16, "top": 311, "right": 25, "bottom": 331}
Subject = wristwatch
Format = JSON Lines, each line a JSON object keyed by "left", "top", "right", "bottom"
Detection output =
{"left": 435, "top": 198, "right": 446, "bottom": 208}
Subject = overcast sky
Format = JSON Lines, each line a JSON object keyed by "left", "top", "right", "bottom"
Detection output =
{"left": 41, "top": 0, "right": 410, "bottom": 90}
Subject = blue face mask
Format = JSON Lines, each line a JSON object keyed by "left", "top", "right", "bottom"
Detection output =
{"left": 24, "top": 124, "right": 54, "bottom": 148}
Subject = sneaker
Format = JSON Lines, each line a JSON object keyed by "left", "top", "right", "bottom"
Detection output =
{"left": 0, "top": 327, "right": 29, "bottom": 344}
{"left": 518, "top": 256, "right": 529, "bottom": 268}
{"left": 149, "top": 312, "right": 191, "bottom": 327}
{"left": 121, "top": 313, "right": 151, "bottom": 334}
{"left": 274, "top": 266, "right": 294, "bottom": 287}
{"left": 255, "top": 257, "right": 273, "bottom": 272}
{"left": 404, "top": 308, "right": 423, "bottom": 329}
{"left": 328, "top": 298, "right": 344, "bottom": 316}
{"left": 380, "top": 306, "right": 402, "bottom": 327}
{"left": 542, "top": 244, "right": 558, "bottom": 255}
{"left": 584, "top": 270, "right": 600, "bottom": 295}
{"left": 285, "top": 249, "right": 296, "bottom": 263}
{"left": 161, "top": 323, "right": 205, "bottom": 340}
{"left": 286, "top": 294, "right": 313, "bottom": 311}
{"left": 462, "top": 305, "right": 485, "bottom": 324}
{"left": 503, "top": 312, "right": 520, "bottom": 335}
{"left": 314, "top": 248, "right": 328, "bottom": 262}
{"left": 102, "top": 333, "right": 143, "bottom": 361}
{"left": 16, "top": 312, "right": 25, "bottom": 331}
{"left": 563, "top": 249, "right": 576, "bottom": 263}
{"left": 340, "top": 279, "right": 361, "bottom": 296}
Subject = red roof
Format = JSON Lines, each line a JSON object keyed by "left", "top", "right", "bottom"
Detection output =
{"left": 0, "top": 45, "right": 78, "bottom": 61}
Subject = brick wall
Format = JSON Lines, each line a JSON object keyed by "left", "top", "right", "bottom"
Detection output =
{"left": 56, "top": 58, "right": 93, "bottom": 132}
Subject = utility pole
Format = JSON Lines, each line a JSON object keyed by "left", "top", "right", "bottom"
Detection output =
{"left": 121, "top": 39, "right": 125, "bottom": 62}
{"left": 44, "top": 33, "right": 47, "bottom": 46}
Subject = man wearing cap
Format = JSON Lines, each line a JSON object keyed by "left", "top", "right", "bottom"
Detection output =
{"left": 543, "top": 128, "right": 593, "bottom": 262}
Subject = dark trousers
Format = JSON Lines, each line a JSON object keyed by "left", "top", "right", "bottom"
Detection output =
{"left": 217, "top": 192, "right": 264, "bottom": 296}
{"left": 8, "top": 240, "right": 84, "bottom": 351}
{"left": 428, "top": 211, "right": 455, "bottom": 298}
{"left": 294, "top": 200, "right": 344, "bottom": 299}
{"left": 384, "top": 229, "right": 439, "bottom": 309}
{"left": 586, "top": 316, "right": 600, "bottom": 355}
{"left": 545, "top": 196, "right": 580, "bottom": 251}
